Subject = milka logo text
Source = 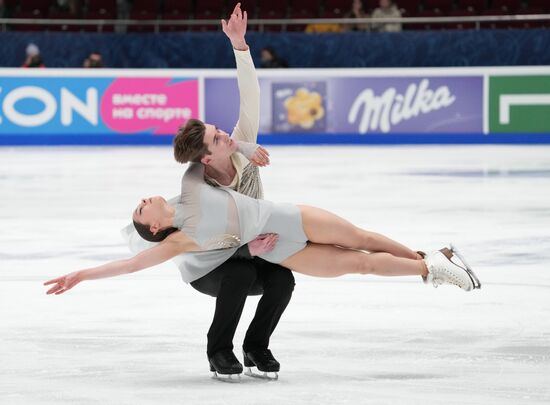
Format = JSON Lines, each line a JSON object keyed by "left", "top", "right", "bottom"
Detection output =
{"left": 348, "top": 79, "right": 456, "bottom": 133}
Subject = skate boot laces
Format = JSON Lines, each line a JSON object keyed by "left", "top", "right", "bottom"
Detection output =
{"left": 425, "top": 249, "right": 474, "bottom": 291}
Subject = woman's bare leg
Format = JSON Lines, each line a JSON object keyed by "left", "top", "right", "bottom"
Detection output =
{"left": 281, "top": 243, "right": 427, "bottom": 278}
{"left": 298, "top": 205, "right": 420, "bottom": 260}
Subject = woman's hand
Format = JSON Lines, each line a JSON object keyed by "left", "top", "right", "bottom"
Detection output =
{"left": 248, "top": 233, "right": 279, "bottom": 256}
{"left": 249, "top": 146, "right": 270, "bottom": 167}
{"left": 44, "top": 271, "right": 82, "bottom": 295}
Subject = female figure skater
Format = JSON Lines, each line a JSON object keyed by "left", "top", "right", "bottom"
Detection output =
{"left": 44, "top": 161, "right": 481, "bottom": 297}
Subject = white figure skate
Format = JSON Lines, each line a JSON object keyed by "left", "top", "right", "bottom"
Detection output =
{"left": 424, "top": 245, "right": 481, "bottom": 291}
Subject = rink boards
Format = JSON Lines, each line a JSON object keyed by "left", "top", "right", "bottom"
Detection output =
{"left": 0, "top": 66, "right": 549, "bottom": 145}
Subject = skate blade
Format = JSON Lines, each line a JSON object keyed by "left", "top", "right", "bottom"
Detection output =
{"left": 244, "top": 367, "right": 279, "bottom": 381}
{"left": 211, "top": 372, "right": 242, "bottom": 383}
{"left": 449, "top": 243, "right": 482, "bottom": 289}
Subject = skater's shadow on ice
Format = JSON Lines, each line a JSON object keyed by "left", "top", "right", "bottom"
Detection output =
{"left": 135, "top": 376, "right": 213, "bottom": 388}
{"left": 137, "top": 375, "right": 276, "bottom": 387}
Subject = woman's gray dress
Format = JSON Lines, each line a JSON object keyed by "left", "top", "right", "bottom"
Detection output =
{"left": 122, "top": 163, "right": 307, "bottom": 283}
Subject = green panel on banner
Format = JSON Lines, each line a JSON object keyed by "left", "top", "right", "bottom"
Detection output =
{"left": 489, "top": 76, "right": 550, "bottom": 133}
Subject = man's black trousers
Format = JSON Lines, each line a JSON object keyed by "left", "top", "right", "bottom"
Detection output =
{"left": 190, "top": 257, "right": 295, "bottom": 357}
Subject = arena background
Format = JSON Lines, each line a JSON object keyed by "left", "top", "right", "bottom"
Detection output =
{"left": 1, "top": 1, "right": 550, "bottom": 404}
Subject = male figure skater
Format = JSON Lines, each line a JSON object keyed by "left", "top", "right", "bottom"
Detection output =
{"left": 172, "top": 3, "right": 294, "bottom": 380}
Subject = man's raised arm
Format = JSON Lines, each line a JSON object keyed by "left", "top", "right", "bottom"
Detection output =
{"left": 221, "top": 3, "right": 260, "bottom": 143}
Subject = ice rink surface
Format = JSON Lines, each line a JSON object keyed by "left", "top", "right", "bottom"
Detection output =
{"left": 1, "top": 145, "right": 550, "bottom": 405}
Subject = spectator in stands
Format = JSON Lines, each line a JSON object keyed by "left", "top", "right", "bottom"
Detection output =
{"left": 83, "top": 52, "right": 104, "bottom": 68}
{"left": 116, "top": 0, "right": 130, "bottom": 33}
{"left": 344, "top": 0, "right": 369, "bottom": 32}
{"left": 56, "top": 0, "right": 80, "bottom": 14}
{"left": 117, "top": 0, "right": 130, "bottom": 18}
{"left": 21, "top": 43, "right": 45, "bottom": 68}
{"left": 260, "top": 47, "right": 288, "bottom": 68}
{"left": 371, "top": 0, "right": 402, "bottom": 32}
{"left": 305, "top": 7, "right": 345, "bottom": 34}
{"left": 56, "top": 0, "right": 70, "bottom": 11}
{"left": 305, "top": 22, "right": 343, "bottom": 33}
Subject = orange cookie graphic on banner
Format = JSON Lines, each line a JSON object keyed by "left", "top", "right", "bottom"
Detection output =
{"left": 284, "top": 88, "right": 325, "bottom": 129}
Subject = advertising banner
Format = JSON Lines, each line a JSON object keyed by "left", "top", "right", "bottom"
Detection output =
{"left": 0, "top": 76, "right": 199, "bottom": 141}
{"left": 2, "top": 68, "right": 549, "bottom": 145}
{"left": 205, "top": 76, "right": 483, "bottom": 135}
{"left": 489, "top": 75, "right": 550, "bottom": 133}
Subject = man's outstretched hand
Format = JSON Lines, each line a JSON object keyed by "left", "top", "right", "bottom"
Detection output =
{"left": 221, "top": 2, "right": 248, "bottom": 51}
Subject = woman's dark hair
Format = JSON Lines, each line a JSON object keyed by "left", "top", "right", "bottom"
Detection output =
{"left": 133, "top": 220, "right": 178, "bottom": 242}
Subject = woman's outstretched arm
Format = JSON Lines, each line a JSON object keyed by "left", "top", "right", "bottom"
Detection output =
{"left": 43, "top": 232, "right": 279, "bottom": 295}
{"left": 43, "top": 232, "right": 199, "bottom": 295}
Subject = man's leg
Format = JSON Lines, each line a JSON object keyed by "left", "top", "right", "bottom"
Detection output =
{"left": 191, "top": 259, "right": 263, "bottom": 378}
{"left": 242, "top": 259, "right": 294, "bottom": 373}
{"left": 191, "top": 259, "right": 259, "bottom": 357}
